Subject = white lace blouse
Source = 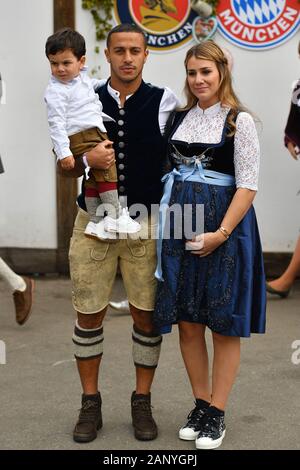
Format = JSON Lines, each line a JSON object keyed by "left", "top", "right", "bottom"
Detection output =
{"left": 172, "top": 102, "right": 259, "bottom": 191}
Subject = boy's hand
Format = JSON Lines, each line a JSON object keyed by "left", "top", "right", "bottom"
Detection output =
{"left": 61, "top": 155, "right": 75, "bottom": 170}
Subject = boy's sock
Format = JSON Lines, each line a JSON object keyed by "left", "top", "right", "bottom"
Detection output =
{"left": 85, "top": 198, "right": 102, "bottom": 224}
{"left": 85, "top": 188, "right": 101, "bottom": 223}
{"left": 98, "top": 182, "right": 120, "bottom": 219}
{"left": 0, "top": 257, "right": 26, "bottom": 293}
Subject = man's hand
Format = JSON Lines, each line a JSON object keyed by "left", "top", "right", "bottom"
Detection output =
{"left": 60, "top": 155, "right": 75, "bottom": 170}
{"left": 57, "top": 139, "right": 115, "bottom": 178}
{"left": 86, "top": 140, "right": 115, "bottom": 169}
{"left": 287, "top": 141, "right": 299, "bottom": 160}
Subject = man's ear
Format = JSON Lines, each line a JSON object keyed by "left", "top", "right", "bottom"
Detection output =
{"left": 104, "top": 48, "right": 110, "bottom": 63}
{"left": 144, "top": 49, "right": 149, "bottom": 63}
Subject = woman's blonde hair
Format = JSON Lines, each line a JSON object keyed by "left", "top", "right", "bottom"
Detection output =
{"left": 182, "top": 40, "right": 247, "bottom": 136}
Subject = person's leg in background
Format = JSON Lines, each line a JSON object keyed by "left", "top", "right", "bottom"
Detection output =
{"left": 267, "top": 236, "right": 300, "bottom": 297}
{"left": 0, "top": 257, "right": 33, "bottom": 325}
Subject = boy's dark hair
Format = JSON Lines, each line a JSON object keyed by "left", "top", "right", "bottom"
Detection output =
{"left": 45, "top": 28, "right": 86, "bottom": 59}
{"left": 106, "top": 23, "right": 147, "bottom": 49}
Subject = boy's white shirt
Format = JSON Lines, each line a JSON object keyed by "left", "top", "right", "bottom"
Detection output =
{"left": 44, "top": 66, "right": 114, "bottom": 160}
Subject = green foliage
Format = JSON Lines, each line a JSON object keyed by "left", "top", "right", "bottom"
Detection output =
{"left": 204, "top": 0, "right": 220, "bottom": 16}
{"left": 82, "top": 0, "right": 114, "bottom": 42}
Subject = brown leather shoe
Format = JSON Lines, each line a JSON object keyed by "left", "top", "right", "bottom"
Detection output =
{"left": 73, "top": 392, "right": 102, "bottom": 443}
{"left": 131, "top": 391, "right": 158, "bottom": 441}
{"left": 13, "top": 277, "right": 34, "bottom": 325}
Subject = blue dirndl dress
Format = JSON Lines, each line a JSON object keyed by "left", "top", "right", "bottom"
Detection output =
{"left": 153, "top": 118, "right": 266, "bottom": 338}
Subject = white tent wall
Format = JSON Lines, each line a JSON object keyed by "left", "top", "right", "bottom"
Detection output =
{"left": 0, "top": 0, "right": 55, "bottom": 249}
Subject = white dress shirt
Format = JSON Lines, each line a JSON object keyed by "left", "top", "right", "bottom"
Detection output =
{"left": 44, "top": 67, "right": 113, "bottom": 160}
{"left": 96, "top": 79, "right": 180, "bottom": 134}
{"left": 173, "top": 102, "right": 260, "bottom": 191}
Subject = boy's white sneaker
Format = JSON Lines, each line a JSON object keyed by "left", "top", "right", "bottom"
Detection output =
{"left": 96, "top": 220, "right": 117, "bottom": 240}
{"left": 84, "top": 221, "right": 116, "bottom": 240}
{"left": 104, "top": 208, "right": 141, "bottom": 234}
{"left": 84, "top": 222, "right": 99, "bottom": 239}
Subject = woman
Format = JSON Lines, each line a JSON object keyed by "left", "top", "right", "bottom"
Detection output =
{"left": 154, "top": 41, "right": 266, "bottom": 450}
{"left": 266, "top": 40, "right": 300, "bottom": 298}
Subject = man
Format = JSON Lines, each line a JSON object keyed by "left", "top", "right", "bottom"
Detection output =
{"left": 59, "top": 23, "right": 178, "bottom": 443}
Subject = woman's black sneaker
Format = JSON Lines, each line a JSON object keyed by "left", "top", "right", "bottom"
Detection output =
{"left": 179, "top": 398, "right": 210, "bottom": 440}
{"left": 195, "top": 406, "right": 226, "bottom": 450}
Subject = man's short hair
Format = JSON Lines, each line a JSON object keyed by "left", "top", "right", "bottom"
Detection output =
{"left": 107, "top": 23, "right": 147, "bottom": 49}
{"left": 45, "top": 28, "right": 86, "bottom": 59}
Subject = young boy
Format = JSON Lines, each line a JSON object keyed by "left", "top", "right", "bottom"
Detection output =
{"left": 44, "top": 28, "right": 140, "bottom": 239}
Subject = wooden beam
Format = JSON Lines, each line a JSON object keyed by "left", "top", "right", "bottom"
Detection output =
{"left": 0, "top": 248, "right": 57, "bottom": 274}
{"left": 53, "top": 0, "right": 77, "bottom": 274}
{"left": 54, "top": 0, "right": 75, "bottom": 31}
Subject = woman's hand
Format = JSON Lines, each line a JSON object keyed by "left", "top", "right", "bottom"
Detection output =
{"left": 186, "top": 231, "right": 226, "bottom": 257}
{"left": 287, "top": 141, "right": 299, "bottom": 160}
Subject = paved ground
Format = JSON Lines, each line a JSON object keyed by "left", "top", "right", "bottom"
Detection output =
{"left": 0, "top": 276, "right": 299, "bottom": 450}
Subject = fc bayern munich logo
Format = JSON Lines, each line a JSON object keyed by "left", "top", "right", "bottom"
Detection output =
{"left": 114, "top": 0, "right": 198, "bottom": 52}
{"left": 217, "top": 0, "right": 300, "bottom": 50}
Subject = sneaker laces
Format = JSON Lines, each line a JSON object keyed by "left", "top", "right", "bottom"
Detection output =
{"left": 78, "top": 400, "right": 100, "bottom": 423}
{"left": 184, "top": 403, "right": 206, "bottom": 429}
{"left": 200, "top": 413, "right": 222, "bottom": 438}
